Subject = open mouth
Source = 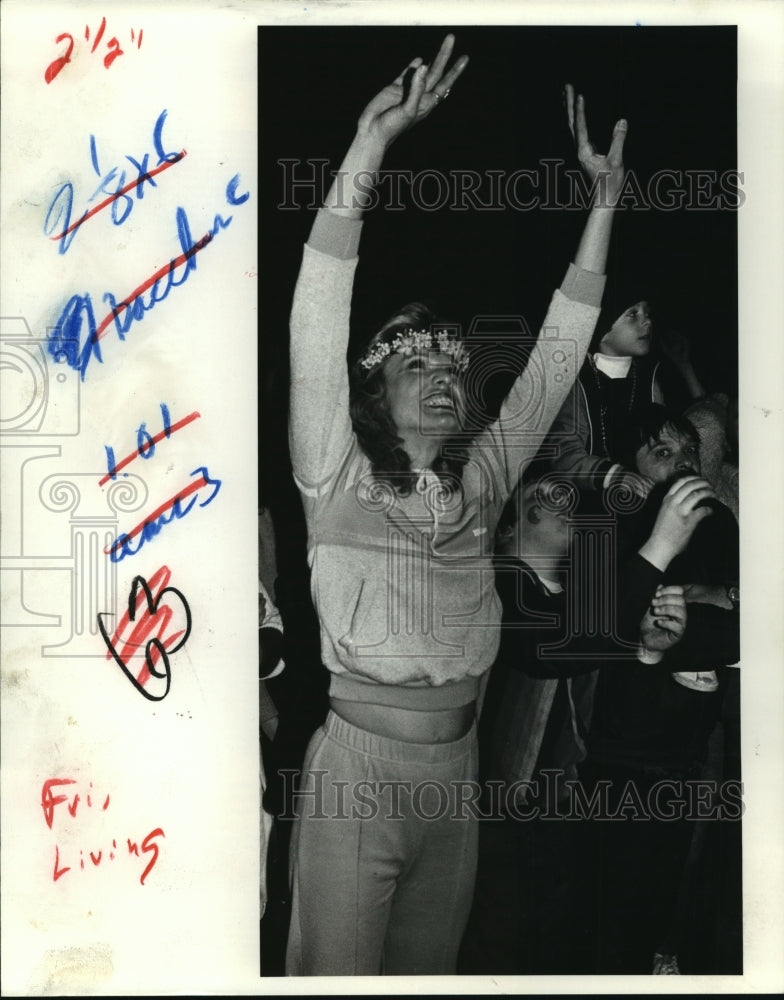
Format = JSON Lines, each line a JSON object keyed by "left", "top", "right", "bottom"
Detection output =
{"left": 424, "top": 393, "right": 454, "bottom": 411}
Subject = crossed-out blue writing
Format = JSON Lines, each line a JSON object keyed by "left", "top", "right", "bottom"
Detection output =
{"left": 46, "top": 174, "right": 250, "bottom": 379}
{"left": 43, "top": 109, "right": 181, "bottom": 254}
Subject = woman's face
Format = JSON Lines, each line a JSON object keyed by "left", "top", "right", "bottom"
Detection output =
{"left": 600, "top": 301, "right": 653, "bottom": 357}
{"left": 382, "top": 350, "right": 465, "bottom": 440}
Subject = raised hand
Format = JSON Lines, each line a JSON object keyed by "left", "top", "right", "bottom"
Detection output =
{"left": 640, "top": 584, "right": 687, "bottom": 652}
{"left": 357, "top": 34, "right": 469, "bottom": 151}
{"left": 658, "top": 328, "right": 692, "bottom": 370}
{"left": 658, "top": 327, "right": 710, "bottom": 401}
{"left": 564, "top": 82, "right": 627, "bottom": 207}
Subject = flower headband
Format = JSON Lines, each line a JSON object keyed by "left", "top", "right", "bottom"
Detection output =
{"left": 358, "top": 328, "right": 470, "bottom": 373}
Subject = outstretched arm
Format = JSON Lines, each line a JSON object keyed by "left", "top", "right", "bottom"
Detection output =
{"left": 289, "top": 37, "right": 468, "bottom": 489}
{"left": 566, "top": 84, "right": 627, "bottom": 274}
{"left": 490, "top": 86, "right": 626, "bottom": 496}
{"left": 540, "top": 88, "right": 659, "bottom": 496}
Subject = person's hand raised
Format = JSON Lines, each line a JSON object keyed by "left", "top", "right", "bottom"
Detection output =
{"left": 564, "top": 83, "right": 627, "bottom": 207}
{"left": 658, "top": 328, "right": 692, "bottom": 370}
{"left": 357, "top": 34, "right": 469, "bottom": 150}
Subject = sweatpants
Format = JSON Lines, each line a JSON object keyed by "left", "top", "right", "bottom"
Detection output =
{"left": 285, "top": 710, "right": 479, "bottom": 976}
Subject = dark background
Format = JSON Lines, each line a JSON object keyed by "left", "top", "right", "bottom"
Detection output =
{"left": 259, "top": 21, "right": 738, "bottom": 571}
{"left": 257, "top": 26, "right": 739, "bottom": 975}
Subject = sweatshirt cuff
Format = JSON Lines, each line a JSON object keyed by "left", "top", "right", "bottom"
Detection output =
{"left": 602, "top": 462, "right": 623, "bottom": 488}
{"left": 637, "top": 646, "right": 664, "bottom": 664}
{"left": 307, "top": 207, "right": 363, "bottom": 259}
{"left": 561, "top": 263, "right": 607, "bottom": 307}
{"left": 591, "top": 458, "right": 614, "bottom": 490}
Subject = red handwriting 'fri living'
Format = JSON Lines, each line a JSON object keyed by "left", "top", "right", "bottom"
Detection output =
{"left": 41, "top": 778, "right": 164, "bottom": 885}
{"left": 41, "top": 777, "right": 109, "bottom": 828}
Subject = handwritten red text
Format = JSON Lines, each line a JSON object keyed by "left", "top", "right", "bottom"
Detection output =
{"left": 41, "top": 777, "right": 164, "bottom": 885}
{"left": 45, "top": 18, "right": 143, "bottom": 84}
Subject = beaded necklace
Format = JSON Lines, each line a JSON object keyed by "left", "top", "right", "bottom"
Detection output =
{"left": 588, "top": 353, "right": 637, "bottom": 457}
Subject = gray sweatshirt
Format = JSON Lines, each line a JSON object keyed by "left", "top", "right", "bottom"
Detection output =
{"left": 289, "top": 208, "right": 605, "bottom": 709}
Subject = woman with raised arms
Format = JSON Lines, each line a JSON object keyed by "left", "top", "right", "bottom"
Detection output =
{"left": 286, "top": 35, "right": 626, "bottom": 975}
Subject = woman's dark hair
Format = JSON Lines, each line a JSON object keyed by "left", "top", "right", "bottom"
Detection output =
{"left": 616, "top": 403, "right": 701, "bottom": 470}
{"left": 349, "top": 302, "right": 467, "bottom": 496}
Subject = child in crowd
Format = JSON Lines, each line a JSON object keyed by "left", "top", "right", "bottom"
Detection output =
{"left": 581, "top": 403, "right": 740, "bottom": 974}
{"left": 542, "top": 280, "right": 663, "bottom": 496}
{"left": 460, "top": 466, "right": 709, "bottom": 973}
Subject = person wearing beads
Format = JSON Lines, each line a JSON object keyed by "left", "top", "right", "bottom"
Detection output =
{"left": 285, "top": 36, "right": 626, "bottom": 975}
{"left": 541, "top": 144, "right": 664, "bottom": 498}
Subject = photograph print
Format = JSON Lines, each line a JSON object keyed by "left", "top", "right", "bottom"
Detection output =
{"left": 257, "top": 23, "right": 741, "bottom": 978}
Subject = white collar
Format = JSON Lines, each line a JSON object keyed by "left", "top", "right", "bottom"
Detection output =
{"left": 593, "top": 352, "right": 632, "bottom": 379}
